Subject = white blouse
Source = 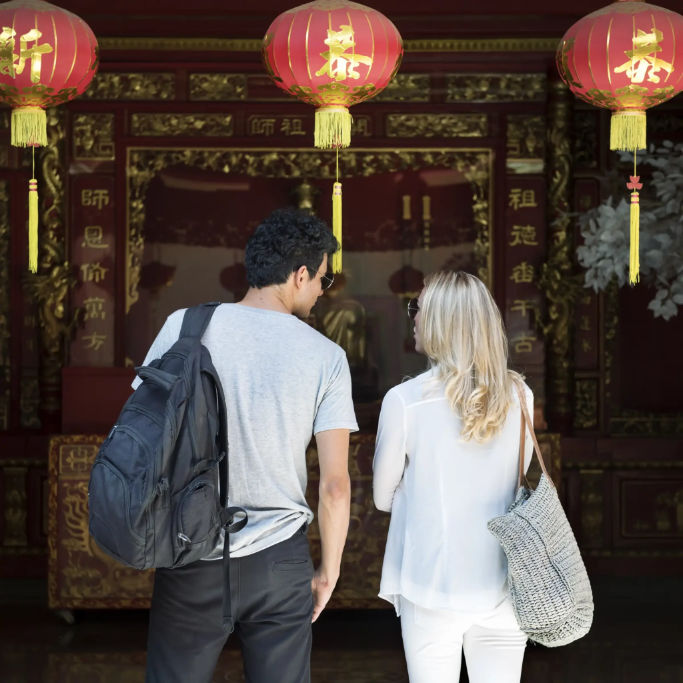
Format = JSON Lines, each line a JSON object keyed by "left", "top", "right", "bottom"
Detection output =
{"left": 373, "top": 368, "right": 533, "bottom": 615}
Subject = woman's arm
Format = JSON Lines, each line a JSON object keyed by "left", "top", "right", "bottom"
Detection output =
{"left": 372, "top": 389, "right": 407, "bottom": 512}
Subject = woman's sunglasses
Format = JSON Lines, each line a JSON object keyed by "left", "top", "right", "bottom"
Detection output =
{"left": 407, "top": 298, "right": 420, "bottom": 320}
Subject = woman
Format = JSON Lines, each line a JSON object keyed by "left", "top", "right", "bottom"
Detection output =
{"left": 373, "top": 270, "right": 533, "bottom": 683}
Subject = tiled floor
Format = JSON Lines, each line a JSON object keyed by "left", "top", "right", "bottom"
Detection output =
{"left": 1, "top": 576, "right": 681, "bottom": 682}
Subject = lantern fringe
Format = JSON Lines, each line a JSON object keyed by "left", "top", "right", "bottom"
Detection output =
{"left": 629, "top": 190, "right": 639, "bottom": 285}
{"left": 315, "top": 107, "right": 352, "bottom": 150}
{"left": 28, "top": 178, "right": 38, "bottom": 273}
{"left": 332, "top": 182, "right": 342, "bottom": 273}
{"left": 12, "top": 108, "right": 47, "bottom": 148}
{"left": 610, "top": 111, "right": 646, "bottom": 152}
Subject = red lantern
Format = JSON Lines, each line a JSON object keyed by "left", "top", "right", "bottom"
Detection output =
{"left": 263, "top": 0, "right": 403, "bottom": 273}
{"left": 557, "top": 0, "right": 683, "bottom": 284}
{"left": 0, "top": 0, "right": 98, "bottom": 271}
{"left": 263, "top": 0, "right": 402, "bottom": 150}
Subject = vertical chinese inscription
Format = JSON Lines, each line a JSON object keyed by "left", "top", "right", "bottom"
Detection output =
{"left": 70, "top": 180, "right": 116, "bottom": 365}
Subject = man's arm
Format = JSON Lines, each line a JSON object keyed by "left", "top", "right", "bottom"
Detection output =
{"left": 311, "top": 428, "right": 351, "bottom": 623}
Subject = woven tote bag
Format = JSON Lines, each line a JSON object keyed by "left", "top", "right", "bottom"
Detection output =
{"left": 487, "top": 384, "right": 594, "bottom": 647}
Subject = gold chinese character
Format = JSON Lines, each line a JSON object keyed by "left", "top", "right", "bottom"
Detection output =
{"left": 579, "top": 315, "right": 590, "bottom": 332}
{"left": 83, "top": 296, "right": 106, "bottom": 321}
{"left": 510, "top": 262, "right": 534, "bottom": 284}
{"left": 581, "top": 339, "right": 593, "bottom": 353}
{"left": 81, "top": 189, "right": 110, "bottom": 210}
{"left": 315, "top": 25, "right": 372, "bottom": 81}
{"left": 508, "top": 188, "right": 538, "bottom": 210}
{"left": 614, "top": 27, "right": 673, "bottom": 84}
{"left": 509, "top": 224, "right": 539, "bottom": 246}
{"left": 280, "top": 118, "right": 306, "bottom": 136}
{"left": 80, "top": 262, "right": 108, "bottom": 283}
{"left": 82, "top": 332, "right": 106, "bottom": 351}
{"left": 249, "top": 117, "right": 275, "bottom": 136}
{"left": 510, "top": 299, "right": 537, "bottom": 317}
{"left": 81, "top": 225, "right": 109, "bottom": 249}
{"left": 0, "top": 27, "right": 53, "bottom": 83}
{"left": 512, "top": 334, "right": 536, "bottom": 354}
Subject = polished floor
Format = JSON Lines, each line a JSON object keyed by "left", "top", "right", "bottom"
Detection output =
{"left": 1, "top": 576, "right": 681, "bottom": 682}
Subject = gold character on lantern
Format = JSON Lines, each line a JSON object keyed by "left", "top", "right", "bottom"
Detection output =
{"left": 315, "top": 25, "right": 372, "bottom": 82}
{"left": 614, "top": 27, "right": 673, "bottom": 84}
{"left": 0, "top": 27, "right": 53, "bottom": 83}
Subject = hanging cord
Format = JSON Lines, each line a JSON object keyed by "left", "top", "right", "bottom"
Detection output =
{"left": 627, "top": 151, "right": 641, "bottom": 285}
{"left": 332, "top": 146, "right": 342, "bottom": 273}
{"left": 28, "top": 146, "right": 39, "bottom": 273}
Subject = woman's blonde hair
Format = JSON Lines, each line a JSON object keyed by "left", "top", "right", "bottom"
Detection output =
{"left": 419, "top": 270, "right": 522, "bottom": 442}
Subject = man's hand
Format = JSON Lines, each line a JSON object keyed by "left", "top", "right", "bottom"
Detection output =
{"left": 311, "top": 568, "right": 339, "bottom": 622}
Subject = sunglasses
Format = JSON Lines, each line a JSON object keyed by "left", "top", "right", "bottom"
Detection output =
{"left": 317, "top": 269, "right": 334, "bottom": 290}
{"left": 407, "top": 297, "right": 420, "bottom": 320}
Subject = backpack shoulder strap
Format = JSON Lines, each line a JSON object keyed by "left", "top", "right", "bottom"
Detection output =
{"left": 179, "top": 302, "right": 221, "bottom": 340}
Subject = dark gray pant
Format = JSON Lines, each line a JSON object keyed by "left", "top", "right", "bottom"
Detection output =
{"left": 146, "top": 526, "right": 313, "bottom": 683}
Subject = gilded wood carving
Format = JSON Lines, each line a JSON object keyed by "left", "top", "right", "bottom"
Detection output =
{"left": 126, "top": 147, "right": 493, "bottom": 314}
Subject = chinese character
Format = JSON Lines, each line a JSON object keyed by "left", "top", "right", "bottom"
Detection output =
{"left": 83, "top": 296, "right": 106, "bottom": 321}
{"left": 508, "top": 188, "right": 538, "bottom": 210}
{"left": 0, "top": 27, "right": 53, "bottom": 83}
{"left": 581, "top": 339, "right": 593, "bottom": 353}
{"left": 249, "top": 117, "right": 275, "bottom": 136}
{"left": 580, "top": 315, "right": 591, "bottom": 332}
{"left": 510, "top": 299, "right": 537, "bottom": 317}
{"left": 510, "top": 261, "right": 534, "bottom": 284}
{"left": 82, "top": 332, "right": 106, "bottom": 351}
{"left": 81, "top": 189, "right": 110, "bottom": 210}
{"left": 614, "top": 27, "right": 673, "bottom": 84}
{"left": 280, "top": 118, "right": 306, "bottom": 136}
{"left": 510, "top": 224, "right": 539, "bottom": 246}
{"left": 512, "top": 334, "right": 536, "bottom": 354}
{"left": 81, "top": 225, "right": 109, "bottom": 249}
{"left": 80, "top": 262, "right": 108, "bottom": 283}
{"left": 315, "top": 25, "right": 372, "bottom": 81}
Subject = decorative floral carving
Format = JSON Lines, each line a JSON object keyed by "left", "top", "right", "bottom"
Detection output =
{"left": 386, "top": 113, "right": 487, "bottom": 138}
{"left": 131, "top": 113, "right": 233, "bottom": 137}
{"left": 81, "top": 72, "right": 175, "bottom": 101}
{"left": 189, "top": 74, "right": 247, "bottom": 101}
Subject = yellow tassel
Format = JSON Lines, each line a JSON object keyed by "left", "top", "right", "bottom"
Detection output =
{"left": 629, "top": 190, "right": 639, "bottom": 285}
{"left": 12, "top": 107, "right": 47, "bottom": 147}
{"left": 610, "top": 111, "right": 646, "bottom": 152}
{"left": 332, "top": 181, "right": 342, "bottom": 273}
{"left": 315, "top": 107, "right": 352, "bottom": 150}
{"left": 28, "top": 178, "right": 38, "bottom": 273}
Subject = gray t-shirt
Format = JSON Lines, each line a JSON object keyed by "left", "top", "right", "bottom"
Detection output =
{"left": 132, "top": 303, "right": 358, "bottom": 558}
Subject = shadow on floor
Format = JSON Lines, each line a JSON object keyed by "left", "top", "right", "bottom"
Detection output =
{"left": 1, "top": 576, "right": 681, "bottom": 682}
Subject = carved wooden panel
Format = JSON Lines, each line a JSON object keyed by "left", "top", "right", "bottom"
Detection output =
{"left": 47, "top": 431, "right": 561, "bottom": 610}
{"left": 48, "top": 436, "right": 154, "bottom": 609}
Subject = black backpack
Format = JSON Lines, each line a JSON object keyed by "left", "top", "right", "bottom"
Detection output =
{"left": 88, "top": 302, "right": 246, "bottom": 571}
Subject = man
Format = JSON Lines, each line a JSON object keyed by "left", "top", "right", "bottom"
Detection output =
{"left": 138, "top": 208, "right": 357, "bottom": 682}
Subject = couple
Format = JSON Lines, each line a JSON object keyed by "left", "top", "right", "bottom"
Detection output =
{"left": 142, "top": 208, "right": 532, "bottom": 683}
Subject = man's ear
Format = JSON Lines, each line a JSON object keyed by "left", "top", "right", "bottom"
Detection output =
{"left": 293, "top": 265, "right": 309, "bottom": 289}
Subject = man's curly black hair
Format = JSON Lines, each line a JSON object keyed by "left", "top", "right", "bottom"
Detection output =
{"left": 244, "top": 208, "right": 338, "bottom": 288}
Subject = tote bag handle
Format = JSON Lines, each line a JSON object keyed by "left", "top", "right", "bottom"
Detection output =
{"left": 514, "top": 381, "right": 552, "bottom": 489}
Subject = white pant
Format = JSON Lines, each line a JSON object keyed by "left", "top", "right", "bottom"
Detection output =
{"left": 399, "top": 596, "right": 527, "bottom": 683}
